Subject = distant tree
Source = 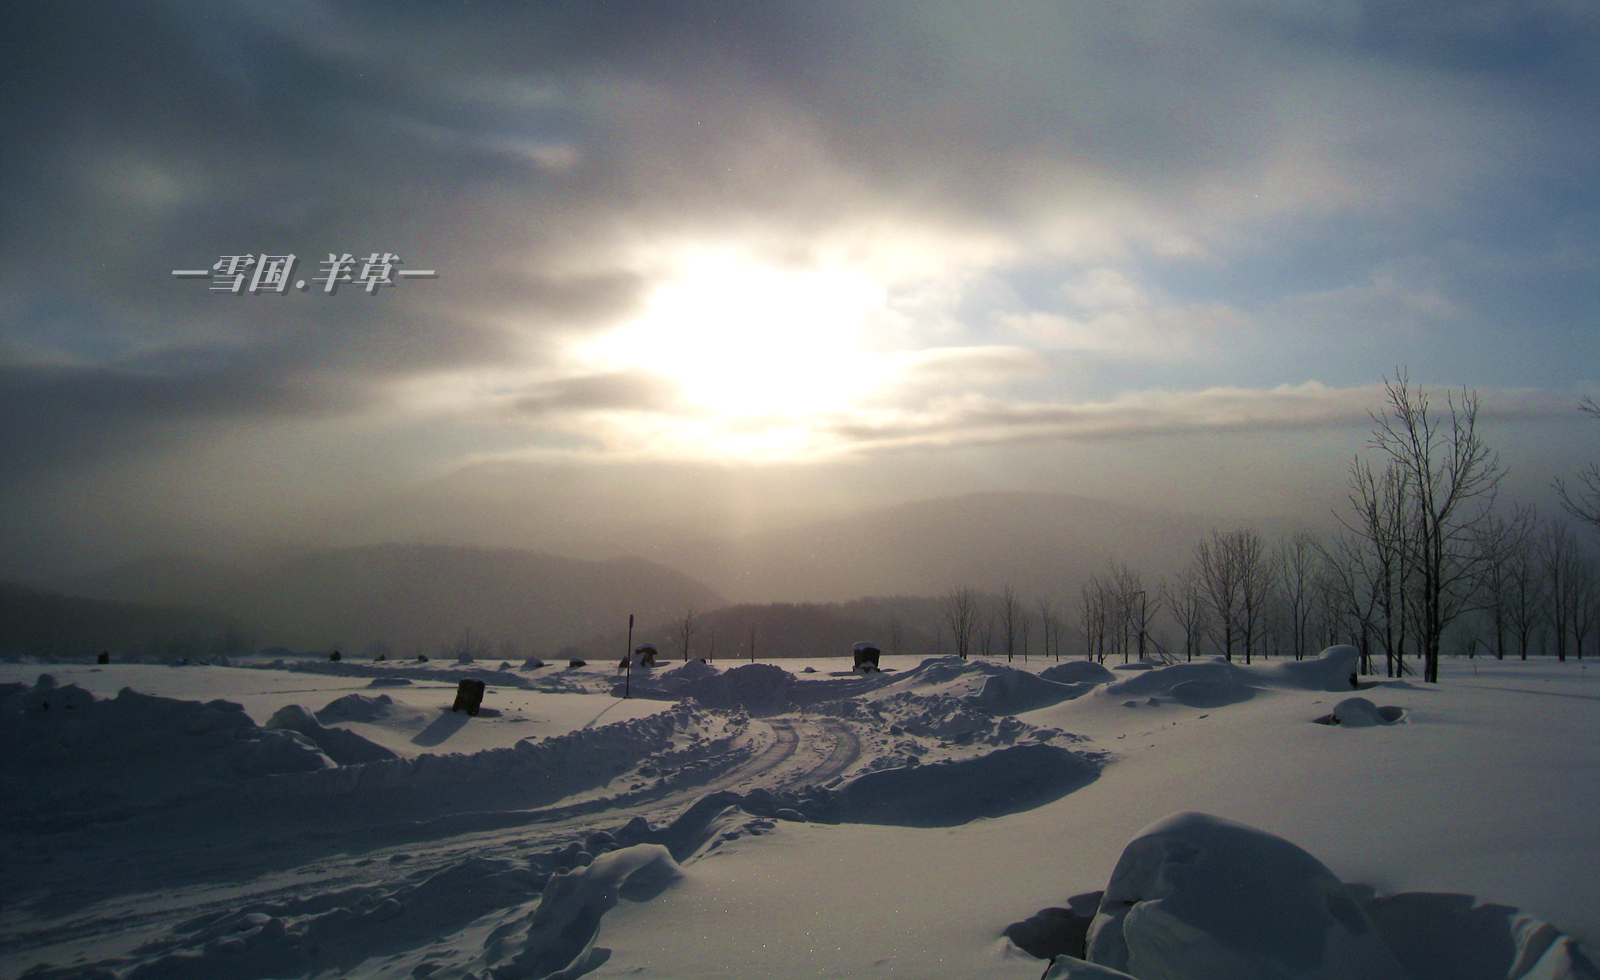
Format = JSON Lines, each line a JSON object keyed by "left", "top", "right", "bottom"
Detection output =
{"left": 1161, "top": 563, "right": 1210, "bottom": 662}
{"left": 887, "top": 616, "right": 903, "bottom": 657}
{"left": 1556, "top": 397, "right": 1600, "bottom": 534}
{"left": 704, "top": 626, "right": 718, "bottom": 663}
{"left": 1017, "top": 608, "right": 1032, "bottom": 663}
{"left": 940, "top": 587, "right": 981, "bottom": 660}
{"left": 1077, "top": 576, "right": 1107, "bottom": 662}
{"left": 747, "top": 620, "right": 759, "bottom": 662}
{"left": 1195, "top": 532, "right": 1244, "bottom": 662}
{"left": 1505, "top": 531, "right": 1547, "bottom": 660}
{"left": 1034, "top": 596, "right": 1062, "bottom": 662}
{"left": 1539, "top": 521, "right": 1583, "bottom": 662}
{"left": 1571, "top": 558, "right": 1599, "bottom": 660}
{"left": 1474, "top": 509, "right": 1535, "bottom": 660}
{"left": 671, "top": 607, "right": 699, "bottom": 662}
{"left": 999, "top": 585, "right": 1023, "bottom": 662}
{"left": 1272, "top": 532, "right": 1322, "bottom": 661}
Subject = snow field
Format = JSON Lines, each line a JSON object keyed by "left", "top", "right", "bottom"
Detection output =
{"left": 2, "top": 650, "right": 1597, "bottom": 980}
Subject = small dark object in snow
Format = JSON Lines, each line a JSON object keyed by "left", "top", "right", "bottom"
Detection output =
{"left": 329, "top": 650, "right": 341, "bottom": 662}
{"left": 568, "top": 658, "right": 587, "bottom": 668}
{"left": 417, "top": 654, "right": 429, "bottom": 662}
{"left": 852, "top": 643, "right": 881, "bottom": 671}
{"left": 97, "top": 651, "right": 110, "bottom": 664}
{"left": 1350, "top": 671, "right": 1359, "bottom": 689}
{"left": 803, "top": 666, "right": 816, "bottom": 673}
{"left": 452, "top": 678, "right": 486, "bottom": 715}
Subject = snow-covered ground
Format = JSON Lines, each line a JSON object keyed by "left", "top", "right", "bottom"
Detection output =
{"left": 1, "top": 651, "right": 1595, "bottom": 979}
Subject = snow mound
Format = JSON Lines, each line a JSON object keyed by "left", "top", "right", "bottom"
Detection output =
{"left": 265, "top": 704, "right": 399, "bottom": 765}
{"left": 1083, "top": 811, "right": 1410, "bottom": 979}
{"left": 1102, "top": 660, "right": 1256, "bottom": 708}
{"left": 678, "top": 662, "right": 796, "bottom": 716}
{"left": 313, "top": 692, "right": 398, "bottom": 724}
{"left": 624, "top": 659, "right": 800, "bottom": 710}
{"left": 873, "top": 657, "right": 1090, "bottom": 713}
{"left": 365, "top": 676, "right": 412, "bottom": 688}
{"left": 0, "top": 677, "right": 333, "bottom": 825}
{"left": 1041, "top": 661, "right": 1116, "bottom": 685}
{"left": 1262, "top": 645, "right": 1363, "bottom": 691}
{"left": 661, "top": 659, "right": 718, "bottom": 682}
{"left": 836, "top": 742, "right": 1100, "bottom": 827}
{"left": 1319, "top": 697, "right": 1407, "bottom": 728}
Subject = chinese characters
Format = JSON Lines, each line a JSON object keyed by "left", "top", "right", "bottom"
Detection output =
{"left": 171, "top": 253, "right": 437, "bottom": 294}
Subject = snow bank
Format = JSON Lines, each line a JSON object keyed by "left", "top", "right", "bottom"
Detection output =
{"left": 835, "top": 742, "right": 1100, "bottom": 827}
{"left": 0, "top": 676, "right": 333, "bottom": 827}
{"left": 1083, "top": 811, "right": 1412, "bottom": 979}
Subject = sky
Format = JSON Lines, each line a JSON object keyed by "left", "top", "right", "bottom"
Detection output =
{"left": 2, "top": 0, "right": 1598, "bottom": 578}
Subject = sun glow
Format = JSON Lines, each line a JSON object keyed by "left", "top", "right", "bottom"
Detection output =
{"left": 589, "top": 254, "right": 889, "bottom": 418}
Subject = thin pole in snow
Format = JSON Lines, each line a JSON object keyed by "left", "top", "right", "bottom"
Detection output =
{"left": 624, "top": 614, "right": 634, "bottom": 699}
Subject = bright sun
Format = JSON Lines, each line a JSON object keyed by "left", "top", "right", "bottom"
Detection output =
{"left": 589, "top": 254, "right": 888, "bottom": 417}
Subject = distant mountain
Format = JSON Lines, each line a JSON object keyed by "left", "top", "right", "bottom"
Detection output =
{"left": 625, "top": 491, "right": 1266, "bottom": 604}
{"left": 0, "top": 582, "right": 254, "bottom": 659}
{"left": 42, "top": 553, "right": 249, "bottom": 607}
{"left": 106, "top": 544, "right": 720, "bottom": 657}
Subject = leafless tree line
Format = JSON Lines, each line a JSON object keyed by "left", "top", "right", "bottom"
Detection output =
{"left": 931, "top": 377, "right": 1600, "bottom": 681}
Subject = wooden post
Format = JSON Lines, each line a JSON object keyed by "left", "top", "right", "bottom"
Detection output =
{"left": 624, "top": 614, "right": 634, "bottom": 699}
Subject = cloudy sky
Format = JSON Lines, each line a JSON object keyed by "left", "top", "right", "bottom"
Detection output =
{"left": 2, "top": 1, "right": 1597, "bottom": 576}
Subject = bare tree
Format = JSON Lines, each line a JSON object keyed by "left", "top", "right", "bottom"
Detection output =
{"left": 1540, "top": 521, "right": 1583, "bottom": 662}
{"left": 1078, "top": 576, "right": 1108, "bottom": 662}
{"left": 704, "top": 626, "right": 718, "bottom": 663}
{"left": 1362, "top": 373, "right": 1505, "bottom": 682}
{"left": 1017, "top": 610, "right": 1032, "bottom": 663}
{"left": 1035, "top": 596, "right": 1062, "bottom": 661}
{"left": 671, "top": 607, "right": 699, "bottom": 662}
{"left": 1475, "top": 509, "right": 1535, "bottom": 660}
{"left": 1317, "top": 530, "right": 1384, "bottom": 674}
{"left": 1196, "top": 530, "right": 1266, "bottom": 662}
{"left": 1161, "top": 563, "right": 1211, "bottom": 662}
{"left": 999, "top": 585, "right": 1024, "bottom": 662}
{"left": 1556, "top": 397, "right": 1600, "bottom": 534}
{"left": 941, "top": 587, "right": 981, "bottom": 660}
{"left": 1571, "top": 557, "right": 1599, "bottom": 660}
{"left": 1344, "top": 458, "right": 1413, "bottom": 676}
{"left": 1272, "top": 532, "right": 1322, "bottom": 661}
{"left": 747, "top": 620, "right": 759, "bottom": 662}
{"left": 1505, "top": 537, "right": 1547, "bottom": 660}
